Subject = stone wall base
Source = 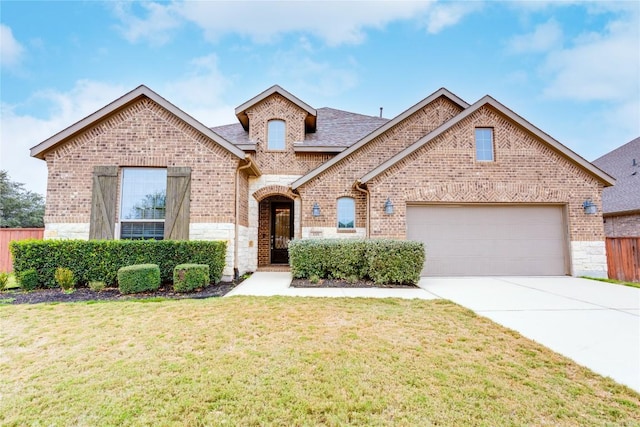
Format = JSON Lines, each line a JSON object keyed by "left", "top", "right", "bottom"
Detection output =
{"left": 571, "top": 241, "right": 608, "bottom": 278}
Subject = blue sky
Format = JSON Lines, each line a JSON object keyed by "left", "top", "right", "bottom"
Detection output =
{"left": 1, "top": 1, "right": 638, "bottom": 196}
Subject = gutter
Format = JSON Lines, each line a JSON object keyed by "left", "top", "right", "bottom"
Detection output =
{"left": 354, "top": 180, "right": 370, "bottom": 238}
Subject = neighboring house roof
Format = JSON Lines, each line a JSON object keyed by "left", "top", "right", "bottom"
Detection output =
{"left": 592, "top": 137, "right": 640, "bottom": 215}
{"left": 31, "top": 85, "right": 247, "bottom": 161}
{"left": 234, "top": 85, "right": 317, "bottom": 132}
{"left": 358, "top": 95, "right": 616, "bottom": 187}
{"left": 211, "top": 107, "right": 388, "bottom": 151}
{"left": 291, "top": 88, "right": 470, "bottom": 190}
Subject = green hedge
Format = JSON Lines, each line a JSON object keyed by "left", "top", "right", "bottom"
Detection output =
{"left": 118, "top": 264, "right": 161, "bottom": 294}
{"left": 364, "top": 240, "right": 425, "bottom": 285}
{"left": 10, "top": 239, "right": 226, "bottom": 289}
{"left": 173, "top": 264, "right": 209, "bottom": 293}
{"left": 289, "top": 239, "right": 425, "bottom": 285}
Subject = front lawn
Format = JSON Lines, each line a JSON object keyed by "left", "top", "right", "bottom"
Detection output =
{"left": 1, "top": 297, "right": 638, "bottom": 426}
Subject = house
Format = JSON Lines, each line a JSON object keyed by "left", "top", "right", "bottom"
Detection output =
{"left": 592, "top": 137, "right": 640, "bottom": 237}
{"left": 30, "top": 85, "right": 614, "bottom": 280}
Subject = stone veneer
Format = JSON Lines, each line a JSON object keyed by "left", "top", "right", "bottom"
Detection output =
{"left": 571, "top": 241, "right": 608, "bottom": 277}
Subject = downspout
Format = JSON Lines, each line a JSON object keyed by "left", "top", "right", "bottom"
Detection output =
{"left": 354, "top": 180, "right": 370, "bottom": 239}
{"left": 235, "top": 157, "right": 254, "bottom": 280}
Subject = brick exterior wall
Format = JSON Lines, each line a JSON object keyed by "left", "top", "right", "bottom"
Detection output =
{"left": 245, "top": 93, "right": 332, "bottom": 174}
{"left": 43, "top": 98, "right": 241, "bottom": 226}
{"left": 366, "top": 105, "right": 605, "bottom": 243}
{"left": 604, "top": 213, "right": 640, "bottom": 237}
{"left": 296, "top": 96, "right": 464, "bottom": 229}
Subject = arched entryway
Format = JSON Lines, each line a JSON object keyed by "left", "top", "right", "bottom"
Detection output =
{"left": 258, "top": 195, "right": 294, "bottom": 266}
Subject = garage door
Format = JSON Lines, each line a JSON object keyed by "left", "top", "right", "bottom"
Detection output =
{"left": 406, "top": 205, "right": 567, "bottom": 276}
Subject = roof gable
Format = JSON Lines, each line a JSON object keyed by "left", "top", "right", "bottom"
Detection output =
{"left": 291, "top": 88, "right": 469, "bottom": 190}
{"left": 358, "top": 95, "right": 615, "bottom": 186}
{"left": 234, "top": 85, "right": 317, "bottom": 132}
{"left": 593, "top": 136, "right": 640, "bottom": 214}
{"left": 30, "top": 85, "right": 246, "bottom": 160}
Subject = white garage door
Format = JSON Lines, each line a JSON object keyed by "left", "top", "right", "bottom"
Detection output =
{"left": 406, "top": 205, "right": 567, "bottom": 276}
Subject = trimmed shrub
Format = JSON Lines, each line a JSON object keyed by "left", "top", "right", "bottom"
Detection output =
{"left": 54, "top": 267, "right": 76, "bottom": 291}
{"left": 117, "top": 264, "right": 161, "bottom": 295}
{"left": 289, "top": 238, "right": 425, "bottom": 285}
{"left": 173, "top": 264, "right": 209, "bottom": 293}
{"left": 88, "top": 281, "right": 106, "bottom": 292}
{"left": 289, "top": 239, "right": 367, "bottom": 280}
{"left": 18, "top": 269, "right": 38, "bottom": 291}
{"left": 0, "top": 272, "right": 8, "bottom": 291}
{"left": 10, "top": 239, "right": 226, "bottom": 289}
{"left": 365, "top": 240, "right": 425, "bottom": 285}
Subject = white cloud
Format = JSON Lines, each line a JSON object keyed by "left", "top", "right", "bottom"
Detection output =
{"left": 0, "top": 81, "right": 127, "bottom": 196}
{"left": 111, "top": 1, "right": 182, "bottom": 45}
{"left": 0, "top": 24, "right": 24, "bottom": 68}
{"left": 269, "top": 52, "right": 359, "bottom": 98}
{"left": 508, "top": 19, "right": 563, "bottom": 53}
{"left": 111, "top": 1, "right": 482, "bottom": 46}
{"left": 424, "top": 1, "right": 482, "bottom": 34}
{"left": 541, "top": 15, "right": 639, "bottom": 104}
{"left": 162, "top": 54, "right": 234, "bottom": 125}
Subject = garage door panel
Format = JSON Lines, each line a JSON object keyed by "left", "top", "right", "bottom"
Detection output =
{"left": 407, "top": 205, "right": 567, "bottom": 276}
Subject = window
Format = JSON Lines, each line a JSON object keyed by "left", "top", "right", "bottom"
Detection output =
{"left": 337, "top": 197, "right": 355, "bottom": 229}
{"left": 267, "top": 120, "right": 285, "bottom": 150}
{"left": 120, "top": 168, "right": 167, "bottom": 240}
{"left": 475, "top": 128, "right": 494, "bottom": 161}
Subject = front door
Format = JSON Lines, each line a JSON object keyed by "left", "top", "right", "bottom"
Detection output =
{"left": 270, "top": 202, "right": 293, "bottom": 264}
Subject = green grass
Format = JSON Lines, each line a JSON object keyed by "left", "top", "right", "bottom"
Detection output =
{"left": 1, "top": 297, "right": 639, "bottom": 426}
{"left": 582, "top": 276, "right": 640, "bottom": 289}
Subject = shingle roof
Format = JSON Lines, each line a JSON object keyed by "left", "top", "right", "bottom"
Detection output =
{"left": 211, "top": 107, "right": 388, "bottom": 148}
{"left": 303, "top": 108, "right": 388, "bottom": 146}
{"left": 592, "top": 137, "right": 640, "bottom": 214}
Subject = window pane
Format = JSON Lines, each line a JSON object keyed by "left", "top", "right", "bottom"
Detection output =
{"left": 337, "top": 197, "right": 355, "bottom": 229}
{"left": 475, "top": 128, "right": 494, "bottom": 161}
{"left": 120, "top": 169, "right": 167, "bottom": 220}
{"left": 120, "top": 222, "right": 164, "bottom": 240}
{"left": 268, "top": 120, "right": 285, "bottom": 150}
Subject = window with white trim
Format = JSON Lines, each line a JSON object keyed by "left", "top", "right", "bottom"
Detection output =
{"left": 337, "top": 197, "right": 355, "bottom": 229}
{"left": 267, "top": 119, "right": 285, "bottom": 150}
{"left": 475, "top": 128, "right": 494, "bottom": 161}
{"left": 119, "top": 168, "right": 166, "bottom": 240}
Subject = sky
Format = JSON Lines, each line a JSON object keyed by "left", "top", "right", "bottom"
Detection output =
{"left": 1, "top": 0, "right": 638, "bottom": 197}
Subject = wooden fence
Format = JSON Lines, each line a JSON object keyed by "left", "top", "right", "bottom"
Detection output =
{"left": 606, "top": 237, "right": 640, "bottom": 283}
{"left": 0, "top": 228, "right": 44, "bottom": 272}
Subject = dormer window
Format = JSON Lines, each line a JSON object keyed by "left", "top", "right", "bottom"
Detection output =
{"left": 267, "top": 120, "right": 285, "bottom": 150}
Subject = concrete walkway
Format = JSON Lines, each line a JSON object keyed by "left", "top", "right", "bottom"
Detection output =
{"left": 226, "top": 271, "right": 437, "bottom": 299}
{"left": 226, "top": 273, "right": 640, "bottom": 392}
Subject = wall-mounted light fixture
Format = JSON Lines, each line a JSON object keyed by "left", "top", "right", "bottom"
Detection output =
{"left": 583, "top": 199, "right": 597, "bottom": 215}
{"left": 384, "top": 197, "right": 394, "bottom": 215}
{"left": 312, "top": 202, "right": 321, "bottom": 217}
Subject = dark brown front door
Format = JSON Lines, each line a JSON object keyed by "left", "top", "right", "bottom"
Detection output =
{"left": 271, "top": 202, "right": 293, "bottom": 264}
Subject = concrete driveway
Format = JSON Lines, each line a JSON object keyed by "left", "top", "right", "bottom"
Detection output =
{"left": 419, "top": 276, "right": 640, "bottom": 393}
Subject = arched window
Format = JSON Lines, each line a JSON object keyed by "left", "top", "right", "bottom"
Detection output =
{"left": 337, "top": 197, "right": 355, "bottom": 229}
{"left": 267, "top": 120, "right": 285, "bottom": 150}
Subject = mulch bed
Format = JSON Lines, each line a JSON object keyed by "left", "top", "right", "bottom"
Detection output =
{"left": 0, "top": 282, "right": 237, "bottom": 305}
{"left": 290, "top": 278, "right": 418, "bottom": 289}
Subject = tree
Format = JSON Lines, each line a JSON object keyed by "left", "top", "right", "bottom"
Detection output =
{"left": 0, "top": 170, "right": 45, "bottom": 228}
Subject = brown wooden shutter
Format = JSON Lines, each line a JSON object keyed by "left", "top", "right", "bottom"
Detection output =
{"left": 164, "top": 167, "right": 191, "bottom": 240}
{"left": 89, "top": 166, "right": 118, "bottom": 240}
